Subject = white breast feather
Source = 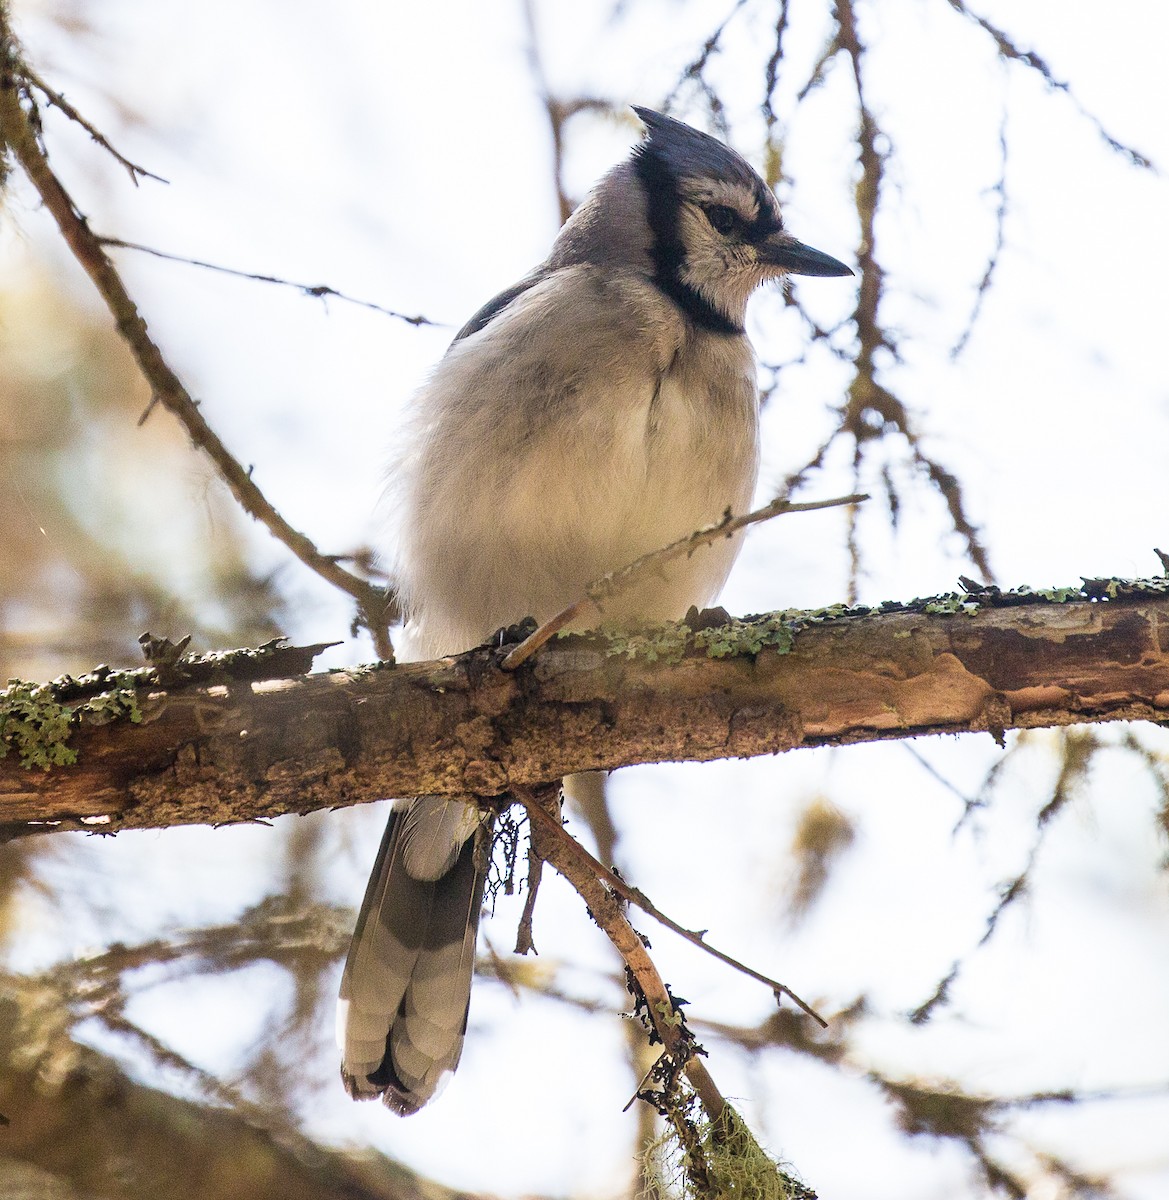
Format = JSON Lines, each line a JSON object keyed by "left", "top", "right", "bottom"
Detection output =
{"left": 386, "top": 265, "right": 760, "bottom": 663}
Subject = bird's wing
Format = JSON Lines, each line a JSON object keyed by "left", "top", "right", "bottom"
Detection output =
{"left": 451, "top": 273, "right": 543, "bottom": 343}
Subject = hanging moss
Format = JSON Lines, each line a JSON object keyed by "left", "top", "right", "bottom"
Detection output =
{"left": 644, "top": 1094, "right": 817, "bottom": 1200}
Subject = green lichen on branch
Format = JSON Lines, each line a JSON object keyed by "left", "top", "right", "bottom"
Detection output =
{"left": 693, "top": 613, "right": 797, "bottom": 658}
{"left": 0, "top": 636, "right": 338, "bottom": 772}
{"left": 0, "top": 681, "right": 77, "bottom": 769}
{"left": 583, "top": 571, "right": 1169, "bottom": 666}
{"left": 590, "top": 610, "right": 804, "bottom": 664}
{"left": 0, "top": 676, "right": 142, "bottom": 770}
{"left": 594, "top": 623, "right": 693, "bottom": 664}
{"left": 81, "top": 682, "right": 144, "bottom": 727}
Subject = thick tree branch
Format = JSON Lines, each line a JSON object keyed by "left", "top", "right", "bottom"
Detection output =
{"left": 3, "top": 584, "right": 1169, "bottom": 838}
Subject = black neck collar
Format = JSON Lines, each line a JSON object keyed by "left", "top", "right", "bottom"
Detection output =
{"left": 633, "top": 150, "right": 743, "bottom": 337}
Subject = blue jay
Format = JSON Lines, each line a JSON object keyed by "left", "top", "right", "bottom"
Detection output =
{"left": 338, "top": 107, "right": 851, "bottom": 1113}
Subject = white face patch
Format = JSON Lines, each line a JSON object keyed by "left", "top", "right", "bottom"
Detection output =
{"left": 673, "top": 202, "right": 775, "bottom": 326}
{"left": 686, "top": 177, "right": 761, "bottom": 226}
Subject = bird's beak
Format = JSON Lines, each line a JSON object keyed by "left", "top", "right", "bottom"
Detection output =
{"left": 759, "top": 233, "right": 853, "bottom": 277}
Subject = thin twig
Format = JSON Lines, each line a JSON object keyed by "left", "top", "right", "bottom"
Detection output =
{"left": 833, "top": 0, "right": 995, "bottom": 585}
{"left": 912, "top": 731, "right": 1094, "bottom": 1023}
{"left": 951, "top": 108, "right": 1009, "bottom": 358}
{"left": 517, "top": 785, "right": 728, "bottom": 1120}
{"left": 522, "top": 794, "right": 827, "bottom": 1027}
{"left": 590, "top": 492, "right": 867, "bottom": 607}
{"left": 662, "top": 0, "right": 751, "bottom": 114}
{"left": 760, "top": 1, "right": 792, "bottom": 137}
{"left": 520, "top": 0, "right": 612, "bottom": 227}
{"left": 0, "top": 59, "right": 398, "bottom": 652}
{"left": 498, "top": 597, "right": 591, "bottom": 669}
{"left": 502, "top": 491, "right": 866, "bottom": 669}
{"left": 943, "top": 0, "right": 1155, "bottom": 170}
{"left": 98, "top": 236, "right": 439, "bottom": 326}
{"left": 514, "top": 834, "right": 545, "bottom": 955}
{"left": 901, "top": 743, "right": 976, "bottom": 808}
{"left": 23, "top": 66, "right": 167, "bottom": 184}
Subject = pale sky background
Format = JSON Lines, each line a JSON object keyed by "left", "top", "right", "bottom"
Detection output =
{"left": 4, "top": 1, "right": 1169, "bottom": 1197}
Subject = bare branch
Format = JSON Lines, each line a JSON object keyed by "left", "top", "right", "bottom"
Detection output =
{"left": 942, "top": 0, "right": 1156, "bottom": 170}
{"left": 0, "top": 41, "right": 398, "bottom": 652}
{"left": 760, "top": 1, "right": 792, "bottom": 138}
{"left": 21, "top": 67, "right": 166, "bottom": 183}
{"left": 520, "top": 0, "right": 613, "bottom": 226}
{"left": 910, "top": 727, "right": 1098, "bottom": 1023}
{"left": 516, "top": 784, "right": 729, "bottom": 1121}
{"left": 662, "top": 0, "right": 751, "bottom": 120}
{"left": 951, "top": 108, "right": 1009, "bottom": 358}
{"left": 98, "top": 236, "right": 440, "bottom": 326}
{"left": 513, "top": 828, "right": 545, "bottom": 956}
{"left": 523, "top": 795, "right": 826, "bottom": 1025}
{"left": 518, "top": 785, "right": 819, "bottom": 1197}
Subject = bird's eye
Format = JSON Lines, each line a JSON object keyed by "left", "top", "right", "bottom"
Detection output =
{"left": 705, "top": 205, "right": 740, "bottom": 236}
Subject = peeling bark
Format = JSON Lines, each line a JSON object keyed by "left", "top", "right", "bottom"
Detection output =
{"left": 3, "top": 595, "right": 1169, "bottom": 838}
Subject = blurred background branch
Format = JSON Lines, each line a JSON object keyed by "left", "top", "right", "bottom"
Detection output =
{"left": 0, "top": 21, "right": 399, "bottom": 657}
